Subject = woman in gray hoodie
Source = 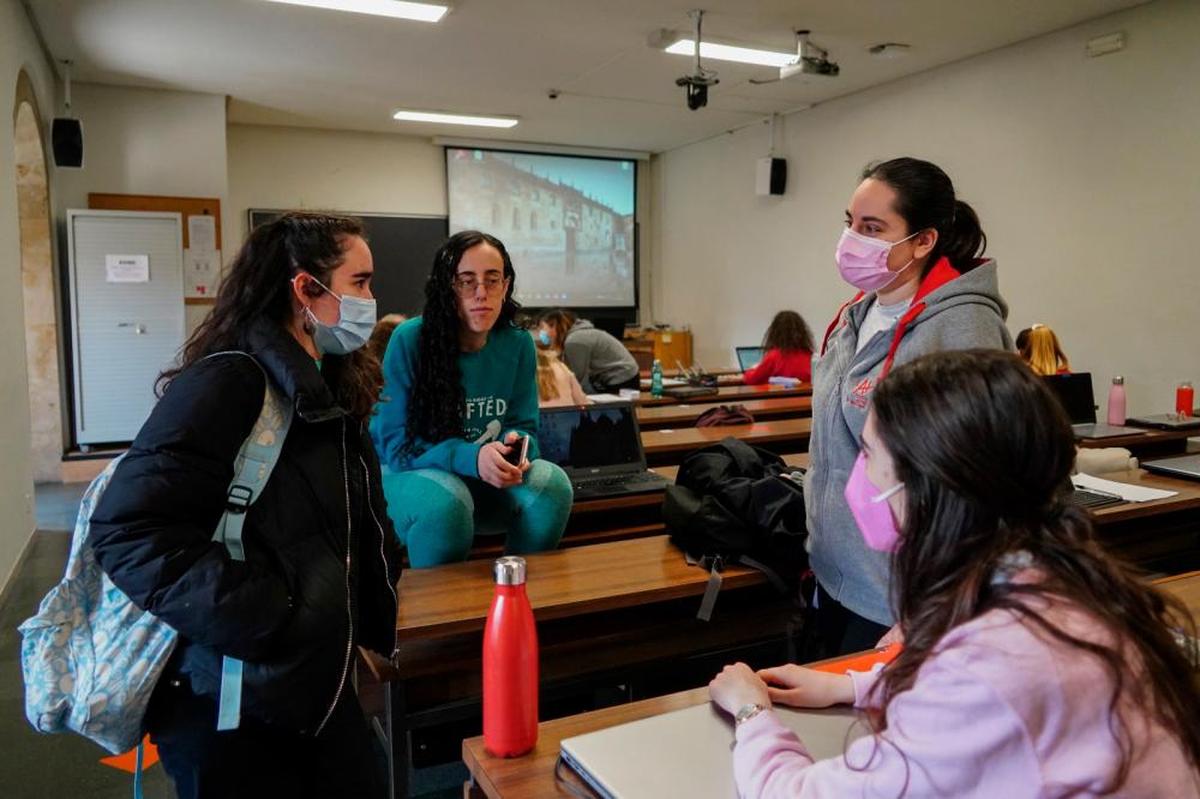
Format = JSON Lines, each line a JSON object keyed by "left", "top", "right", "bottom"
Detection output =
{"left": 804, "top": 157, "right": 1012, "bottom": 657}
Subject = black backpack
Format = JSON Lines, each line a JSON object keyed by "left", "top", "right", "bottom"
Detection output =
{"left": 663, "top": 437, "right": 808, "bottom": 609}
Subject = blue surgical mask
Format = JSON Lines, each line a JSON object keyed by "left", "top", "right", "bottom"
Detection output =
{"left": 300, "top": 275, "right": 377, "bottom": 356}
{"left": 537, "top": 330, "right": 552, "bottom": 347}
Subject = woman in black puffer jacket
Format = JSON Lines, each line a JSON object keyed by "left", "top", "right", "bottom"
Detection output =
{"left": 89, "top": 213, "right": 402, "bottom": 799}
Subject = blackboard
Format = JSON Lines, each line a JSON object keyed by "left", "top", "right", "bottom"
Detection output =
{"left": 249, "top": 209, "right": 448, "bottom": 318}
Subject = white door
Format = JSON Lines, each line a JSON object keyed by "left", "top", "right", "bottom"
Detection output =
{"left": 68, "top": 210, "right": 185, "bottom": 445}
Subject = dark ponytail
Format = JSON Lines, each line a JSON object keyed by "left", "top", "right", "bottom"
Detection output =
{"left": 861, "top": 158, "right": 986, "bottom": 274}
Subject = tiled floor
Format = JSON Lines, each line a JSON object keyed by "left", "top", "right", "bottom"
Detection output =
{"left": 1, "top": 524, "right": 175, "bottom": 797}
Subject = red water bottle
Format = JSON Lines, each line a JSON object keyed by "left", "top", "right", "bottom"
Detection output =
{"left": 483, "top": 556, "right": 539, "bottom": 757}
{"left": 1178, "top": 382, "right": 1195, "bottom": 418}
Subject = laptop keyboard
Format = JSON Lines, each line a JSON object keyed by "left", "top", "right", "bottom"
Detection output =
{"left": 1068, "top": 488, "right": 1124, "bottom": 510}
{"left": 574, "top": 473, "right": 663, "bottom": 490}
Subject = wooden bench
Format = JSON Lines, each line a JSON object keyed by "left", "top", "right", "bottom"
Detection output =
{"left": 641, "top": 417, "right": 812, "bottom": 467}
{"left": 396, "top": 536, "right": 767, "bottom": 640}
{"left": 637, "top": 395, "right": 812, "bottom": 430}
{"left": 636, "top": 383, "right": 811, "bottom": 407}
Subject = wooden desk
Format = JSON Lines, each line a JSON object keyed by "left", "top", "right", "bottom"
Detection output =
{"left": 641, "top": 418, "right": 812, "bottom": 466}
{"left": 1157, "top": 570, "right": 1200, "bottom": 620}
{"left": 640, "top": 373, "right": 744, "bottom": 390}
{"left": 462, "top": 571, "right": 1200, "bottom": 798}
{"left": 1077, "top": 427, "right": 1196, "bottom": 458}
{"left": 637, "top": 383, "right": 811, "bottom": 407}
{"left": 653, "top": 452, "right": 811, "bottom": 484}
{"left": 640, "top": 366, "right": 741, "bottom": 379}
{"left": 554, "top": 464, "right": 1197, "bottom": 566}
{"left": 637, "top": 396, "right": 812, "bottom": 430}
{"left": 396, "top": 536, "right": 765, "bottom": 641}
{"left": 1089, "top": 469, "right": 1200, "bottom": 523}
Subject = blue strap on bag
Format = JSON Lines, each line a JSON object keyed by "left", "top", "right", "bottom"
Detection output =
{"left": 210, "top": 354, "right": 293, "bottom": 730}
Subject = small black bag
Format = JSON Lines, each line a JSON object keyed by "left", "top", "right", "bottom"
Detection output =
{"left": 663, "top": 437, "right": 808, "bottom": 600}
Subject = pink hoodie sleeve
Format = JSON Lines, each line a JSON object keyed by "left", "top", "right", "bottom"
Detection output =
{"left": 732, "top": 656, "right": 1038, "bottom": 797}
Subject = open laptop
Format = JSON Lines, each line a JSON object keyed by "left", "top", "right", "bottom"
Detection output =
{"left": 1126, "top": 413, "right": 1200, "bottom": 430}
{"left": 735, "top": 346, "right": 764, "bottom": 372}
{"left": 539, "top": 402, "right": 670, "bottom": 500}
{"left": 1142, "top": 454, "right": 1200, "bottom": 481}
{"left": 560, "top": 701, "right": 865, "bottom": 799}
{"left": 1042, "top": 373, "right": 1146, "bottom": 439}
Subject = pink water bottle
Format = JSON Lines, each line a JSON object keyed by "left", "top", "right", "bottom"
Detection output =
{"left": 1178, "top": 382, "right": 1195, "bottom": 418}
{"left": 483, "top": 556, "right": 539, "bottom": 757}
{"left": 1107, "top": 376, "right": 1126, "bottom": 425}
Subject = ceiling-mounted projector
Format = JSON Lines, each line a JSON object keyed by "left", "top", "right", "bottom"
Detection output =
{"left": 751, "top": 30, "right": 839, "bottom": 85}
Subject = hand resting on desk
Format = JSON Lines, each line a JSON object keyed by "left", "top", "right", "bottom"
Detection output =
{"left": 709, "top": 662, "right": 853, "bottom": 716}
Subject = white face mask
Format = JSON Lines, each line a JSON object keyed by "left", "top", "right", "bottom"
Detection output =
{"left": 297, "top": 275, "right": 377, "bottom": 356}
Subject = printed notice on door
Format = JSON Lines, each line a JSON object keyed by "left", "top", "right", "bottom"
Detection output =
{"left": 105, "top": 254, "right": 150, "bottom": 283}
{"left": 185, "top": 248, "right": 221, "bottom": 298}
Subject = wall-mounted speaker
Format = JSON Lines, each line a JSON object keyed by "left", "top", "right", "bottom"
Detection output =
{"left": 756, "top": 157, "right": 786, "bottom": 196}
{"left": 52, "top": 118, "right": 83, "bottom": 168}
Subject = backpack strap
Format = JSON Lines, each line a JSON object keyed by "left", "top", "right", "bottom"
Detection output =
{"left": 203, "top": 351, "right": 294, "bottom": 731}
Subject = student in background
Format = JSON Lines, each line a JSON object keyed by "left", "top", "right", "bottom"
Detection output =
{"left": 743, "top": 310, "right": 815, "bottom": 385}
{"left": 1014, "top": 326, "right": 1031, "bottom": 353}
{"left": 711, "top": 351, "right": 1200, "bottom": 796}
{"left": 367, "top": 312, "right": 407, "bottom": 363}
{"left": 535, "top": 335, "right": 589, "bottom": 407}
{"left": 1019, "top": 323, "right": 1071, "bottom": 375}
{"left": 89, "top": 213, "right": 400, "bottom": 798}
{"left": 537, "top": 308, "right": 640, "bottom": 393}
{"left": 372, "top": 231, "right": 573, "bottom": 567}
{"left": 805, "top": 157, "right": 1011, "bottom": 657}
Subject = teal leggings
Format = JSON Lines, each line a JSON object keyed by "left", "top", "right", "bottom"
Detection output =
{"left": 381, "top": 460, "right": 574, "bottom": 568}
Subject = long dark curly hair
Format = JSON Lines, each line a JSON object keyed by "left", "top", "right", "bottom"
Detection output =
{"left": 865, "top": 350, "right": 1200, "bottom": 792}
{"left": 406, "top": 230, "right": 520, "bottom": 449}
{"left": 158, "top": 212, "right": 382, "bottom": 421}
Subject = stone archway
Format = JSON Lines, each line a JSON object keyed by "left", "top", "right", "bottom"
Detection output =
{"left": 14, "top": 71, "right": 62, "bottom": 483}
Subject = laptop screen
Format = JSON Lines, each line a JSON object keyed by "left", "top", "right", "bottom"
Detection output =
{"left": 736, "top": 346, "right": 765, "bottom": 371}
{"left": 539, "top": 404, "right": 643, "bottom": 471}
{"left": 1042, "top": 373, "right": 1096, "bottom": 425}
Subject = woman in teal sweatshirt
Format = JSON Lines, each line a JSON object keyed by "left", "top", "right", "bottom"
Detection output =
{"left": 371, "top": 230, "right": 573, "bottom": 567}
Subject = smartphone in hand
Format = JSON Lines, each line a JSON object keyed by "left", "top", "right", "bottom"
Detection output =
{"left": 503, "top": 434, "right": 530, "bottom": 467}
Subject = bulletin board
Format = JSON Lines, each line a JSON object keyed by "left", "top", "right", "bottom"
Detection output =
{"left": 88, "top": 193, "right": 222, "bottom": 305}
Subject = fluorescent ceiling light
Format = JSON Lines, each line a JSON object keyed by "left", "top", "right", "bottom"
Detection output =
{"left": 393, "top": 110, "right": 518, "bottom": 128}
{"left": 263, "top": 0, "right": 448, "bottom": 23}
{"left": 664, "top": 39, "right": 795, "bottom": 68}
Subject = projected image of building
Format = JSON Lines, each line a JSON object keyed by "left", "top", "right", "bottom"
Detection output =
{"left": 448, "top": 149, "right": 634, "bottom": 307}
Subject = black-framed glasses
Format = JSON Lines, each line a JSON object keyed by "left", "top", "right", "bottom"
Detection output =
{"left": 452, "top": 275, "right": 508, "bottom": 297}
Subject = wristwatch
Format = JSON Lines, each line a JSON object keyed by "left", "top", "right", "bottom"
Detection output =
{"left": 734, "top": 702, "right": 766, "bottom": 727}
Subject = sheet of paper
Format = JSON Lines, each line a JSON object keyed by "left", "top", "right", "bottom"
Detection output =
{"left": 187, "top": 214, "right": 217, "bottom": 253}
{"left": 105, "top": 254, "right": 149, "bottom": 283}
{"left": 1073, "top": 473, "right": 1178, "bottom": 502}
{"left": 586, "top": 393, "right": 625, "bottom": 403}
{"left": 184, "top": 248, "right": 221, "bottom": 298}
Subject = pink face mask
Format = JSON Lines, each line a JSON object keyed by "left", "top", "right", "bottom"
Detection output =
{"left": 835, "top": 227, "right": 920, "bottom": 292}
{"left": 844, "top": 452, "right": 905, "bottom": 552}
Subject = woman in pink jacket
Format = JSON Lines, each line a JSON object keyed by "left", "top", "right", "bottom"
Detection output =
{"left": 710, "top": 350, "right": 1200, "bottom": 797}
